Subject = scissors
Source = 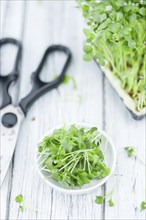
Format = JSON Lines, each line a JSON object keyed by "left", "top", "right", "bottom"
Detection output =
{"left": 0, "top": 38, "right": 72, "bottom": 186}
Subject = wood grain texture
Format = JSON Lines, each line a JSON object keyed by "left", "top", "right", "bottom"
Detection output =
{"left": 1, "top": 1, "right": 26, "bottom": 219}
{"left": 1, "top": 1, "right": 145, "bottom": 220}
{"left": 104, "top": 80, "right": 146, "bottom": 220}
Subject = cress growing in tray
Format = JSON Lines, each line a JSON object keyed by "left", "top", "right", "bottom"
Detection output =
{"left": 77, "top": 0, "right": 146, "bottom": 115}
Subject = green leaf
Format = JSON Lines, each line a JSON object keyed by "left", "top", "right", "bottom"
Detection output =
{"left": 140, "top": 201, "right": 146, "bottom": 211}
{"left": 79, "top": 172, "right": 90, "bottom": 184}
{"left": 98, "top": 19, "right": 111, "bottom": 31}
{"left": 139, "top": 7, "right": 146, "bottom": 16}
{"left": 108, "top": 198, "right": 115, "bottom": 207}
{"left": 83, "top": 44, "right": 93, "bottom": 53}
{"left": 110, "top": 11, "right": 116, "bottom": 20}
{"left": 63, "top": 75, "right": 77, "bottom": 89}
{"left": 109, "top": 23, "right": 121, "bottom": 33}
{"left": 62, "top": 137, "right": 73, "bottom": 153}
{"left": 83, "top": 53, "right": 93, "bottom": 62}
{"left": 116, "top": 12, "right": 123, "bottom": 21}
{"left": 124, "top": 147, "right": 135, "bottom": 157}
{"left": 128, "top": 41, "right": 136, "bottom": 48}
{"left": 15, "top": 195, "right": 24, "bottom": 203}
{"left": 88, "top": 127, "right": 97, "bottom": 134}
{"left": 83, "top": 29, "right": 95, "bottom": 40}
{"left": 115, "top": 0, "right": 125, "bottom": 7}
{"left": 93, "top": 13, "right": 107, "bottom": 23}
{"left": 19, "top": 205, "right": 24, "bottom": 212}
{"left": 92, "top": 14, "right": 100, "bottom": 23}
{"left": 100, "top": 13, "right": 107, "bottom": 22}
{"left": 129, "top": 15, "right": 137, "bottom": 21}
{"left": 82, "top": 4, "right": 89, "bottom": 12}
{"left": 101, "top": 167, "right": 110, "bottom": 177}
{"left": 95, "top": 196, "right": 105, "bottom": 204}
{"left": 63, "top": 75, "right": 71, "bottom": 84}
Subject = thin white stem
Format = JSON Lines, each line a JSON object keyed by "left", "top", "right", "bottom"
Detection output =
{"left": 83, "top": 155, "right": 86, "bottom": 170}
{"left": 58, "top": 158, "right": 77, "bottom": 171}
{"left": 62, "top": 153, "right": 78, "bottom": 162}
{"left": 41, "top": 168, "right": 51, "bottom": 173}
{"left": 66, "top": 148, "right": 96, "bottom": 155}
{"left": 92, "top": 131, "right": 103, "bottom": 142}
{"left": 85, "top": 153, "right": 91, "bottom": 173}
{"left": 37, "top": 156, "right": 48, "bottom": 168}
{"left": 70, "top": 156, "right": 82, "bottom": 173}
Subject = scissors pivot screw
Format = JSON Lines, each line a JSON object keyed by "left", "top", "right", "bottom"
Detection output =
{"left": 2, "top": 113, "right": 18, "bottom": 128}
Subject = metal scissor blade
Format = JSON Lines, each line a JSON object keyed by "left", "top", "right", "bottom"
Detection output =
{"left": 0, "top": 105, "right": 24, "bottom": 186}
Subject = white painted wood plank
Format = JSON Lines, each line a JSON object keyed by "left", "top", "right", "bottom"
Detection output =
{"left": 104, "top": 79, "right": 146, "bottom": 219}
{"left": 0, "top": 1, "right": 26, "bottom": 220}
{"left": 8, "top": 1, "right": 55, "bottom": 219}
{"left": 0, "top": 165, "right": 12, "bottom": 220}
{"left": 1, "top": 1, "right": 25, "bottom": 39}
{"left": 8, "top": 1, "right": 104, "bottom": 220}
{"left": 7, "top": 1, "right": 61, "bottom": 220}
{"left": 0, "top": 0, "right": 8, "bottom": 38}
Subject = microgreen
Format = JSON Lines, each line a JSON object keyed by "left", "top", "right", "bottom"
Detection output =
{"left": 15, "top": 195, "right": 39, "bottom": 213}
{"left": 124, "top": 146, "right": 135, "bottom": 157}
{"left": 37, "top": 125, "right": 110, "bottom": 188}
{"left": 140, "top": 201, "right": 146, "bottom": 211}
{"left": 19, "top": 206, "right": 24, "bottom": 212}
{"left": 63, "top": 75, "right": 77, "bottom": 90}
{"left": 108, "top": 198, "right": 115, "bottom": 207}
{"left": 15, "top": 195, "right": 24, "bottom": 212}
{"left": 78, "top": 0, "right": 146, "bottom": 111}
{"left": 15, "top": 194, "right": 23, "bottom": 203}
{"left": 95, "top": 182, "right": 118, "bottom": 207}
{"left": 95, "top": 196, "right": 105, "bottom": 204}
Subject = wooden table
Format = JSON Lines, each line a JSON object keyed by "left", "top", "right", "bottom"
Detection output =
{"left": 1, "top": 1, "right": 145, "bottom": 219}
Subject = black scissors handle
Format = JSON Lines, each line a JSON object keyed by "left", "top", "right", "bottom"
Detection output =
{"left": 0, "top": 38, "right": 22, "bottom": 109}
{"left": 19, "top": 45, "right": 72, "bottom": 115}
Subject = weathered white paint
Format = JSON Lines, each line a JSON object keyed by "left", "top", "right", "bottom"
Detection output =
{"left": 104, "top": 79, "right": 146, "bottom": 220}
{"left": 1, "top": 1, "right": 145, "bottom": 220}
{"left": 1, "top": 1, "right": 26, "bottom": 220}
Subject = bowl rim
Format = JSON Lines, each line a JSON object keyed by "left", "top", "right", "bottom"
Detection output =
{"left": 36, "top": 122, "right": 117, "bottom": 195}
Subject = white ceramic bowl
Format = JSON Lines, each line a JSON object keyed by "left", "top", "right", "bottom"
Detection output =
{"left": 36, "top": 123, "right": 117, "bottom": 195}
